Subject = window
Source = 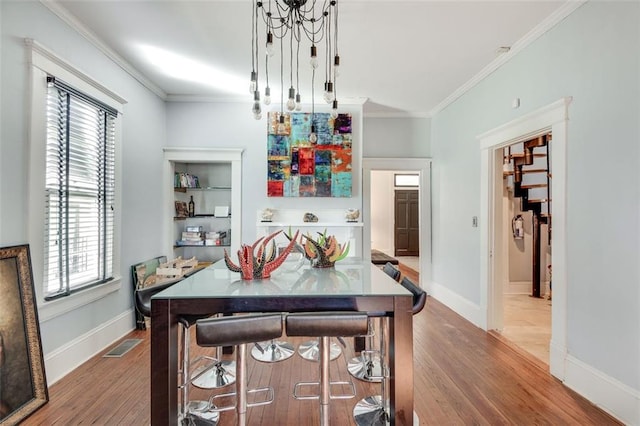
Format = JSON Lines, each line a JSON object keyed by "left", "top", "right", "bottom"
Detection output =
{"left": 394, "top": 173, "right": 419, "bottom": 187}
{"left": 43, "top": 76, "right": 117, "bottom": 299}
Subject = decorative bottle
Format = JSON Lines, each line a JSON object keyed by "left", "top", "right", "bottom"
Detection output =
{"left": 188, "top": 196, "right": 195, "bottom": 217}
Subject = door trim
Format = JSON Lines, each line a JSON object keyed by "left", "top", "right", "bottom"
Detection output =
{"left": 363, "top": 158, "right": 432, "bottom": 287}
{"left": 477, "top": 97, "right": 571, "bottom": 380}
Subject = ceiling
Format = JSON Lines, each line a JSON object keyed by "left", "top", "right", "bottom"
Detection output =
{"left": 51, "top": 0, "right": 571, "bottom": 117}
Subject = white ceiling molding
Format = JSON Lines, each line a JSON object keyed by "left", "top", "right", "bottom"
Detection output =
{"left": 40, "top": 0, "right": 167, "bottom": 100}
{"left": 364, "top": 111, "right": 430, "bottom": 119}
{"left": 428, "top": 0, "right": 587, "bottom": 117}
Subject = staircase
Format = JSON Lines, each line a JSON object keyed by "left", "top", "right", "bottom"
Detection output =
{"left": 503, "top": 133, "right": 552, "bottom": 298}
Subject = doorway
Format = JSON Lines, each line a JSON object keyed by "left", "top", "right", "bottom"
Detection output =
{"left": 362, "top": 158, "right": 431, "bottom": 287}
{"left": 478, "top": 97, "right": 571, "bottom": 380}
{"left": 499, "top": 136, "right": 552, "bottom": 364}
{"left": 395, "top": 189, "right": 420, "bottom": 257}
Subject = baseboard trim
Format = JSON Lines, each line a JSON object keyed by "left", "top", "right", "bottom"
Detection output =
{"left": 429, "top": 281, "right": 484, "bottom": 328}
{"left": 563, "top": 354, "right": 639, "bottom": 425}
{"left": 43, "top": 309, "right": 135, "bottom": 385}
{"left": 505, "top": 280, "right": 550, "bottom": 295}
{"left": 430, "top": 283, "right": 636, "bottom": 424}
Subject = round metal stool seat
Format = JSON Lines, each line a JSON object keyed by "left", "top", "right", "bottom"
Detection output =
{"left": 347, "top": 353, "right": 382, "bottom": 383}
{"left": 353, "top": 395, "right": 386, "bottom": 426}
{"left": 251, "top": 340, "right": 295, "bottom": 362}
{"left": 191, "top": 360, "right": 236, "bottom": 389}
{"left": 181, "top": 401, "right": 220, "bottom": 426}
{"left": 297, "top": 339, "right": 342, "bottom": 361}
{"left": 353, "top": 396, "right": 419, "bottom": 426}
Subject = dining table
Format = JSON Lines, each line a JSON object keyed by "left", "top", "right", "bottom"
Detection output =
{"left": 150, "top": 257, "right": 415, "bottom": 425}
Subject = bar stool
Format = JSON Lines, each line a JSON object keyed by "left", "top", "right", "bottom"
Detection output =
{"left": 286, "top": 312, "right": 369, "bottom": 426}
{"left": 134, "top": 282, "right": 220, "bottom": 424}
{"left": 353, "top": 277, "right": 426, "bottom": 425}
{"left": 348, "top": 262, "right": 401, "bottom": 383}
{"left": 191, "top": 314, "right": 283, "bottom": 426}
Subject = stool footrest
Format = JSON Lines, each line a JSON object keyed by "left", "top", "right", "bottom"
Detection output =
{"left": 206, "top": 386, "right": 275, "bottom": 412}
{"left": 293, "top": 380, "right": 357, "bottom": 400}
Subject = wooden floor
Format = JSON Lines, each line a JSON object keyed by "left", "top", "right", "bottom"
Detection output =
{"left": 25, "top": 263, "right": 620, "bottom": 425}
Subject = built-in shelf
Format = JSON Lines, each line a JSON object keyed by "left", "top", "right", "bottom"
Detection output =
{"left": 254, "top": 208, "right": 363, "bottom": 257}
{"left": 165, "top": 147, "right": 243, "bottom": 262}
{"left": 175, "top": 215, "right": 231, "bottom": 221}
{"left": 174, "top": 244, "right": 231, "bottom": 249}
{"left": 256, "top": 221, "right": 363, "bottom": 228}
{"left": 175, "top": 187, "right": 231, "bottom": 192}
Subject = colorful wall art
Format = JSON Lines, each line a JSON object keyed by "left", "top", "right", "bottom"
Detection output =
{"left": 267, "top": 112, "right": 352, "bottom": 197}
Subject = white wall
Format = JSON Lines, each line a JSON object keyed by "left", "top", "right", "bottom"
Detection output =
{"left": 1, "top": 2, "right": 166, "bottom": 381}
{"left": 166, "top": 102, "right": 364, "bottom": 245}
{"left": 430, "top": 1, "right": 639, "bottom": 421}
{"left": 363, "top": 117, "right": 430, "bottom": 158}
{"left": 370, "top": 170, "right": 395, "bottom": 253}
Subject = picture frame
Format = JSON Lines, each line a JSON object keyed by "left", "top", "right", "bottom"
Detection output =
{"left": 174, "top": 201, "right": 188, "bottom": 218}
{"left": 0, "top": 244, "right": 48, "bottom": 424}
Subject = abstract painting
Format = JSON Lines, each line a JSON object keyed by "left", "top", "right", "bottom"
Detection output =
{"left": 267, "top": 112, "right": 352, "bottom": 197}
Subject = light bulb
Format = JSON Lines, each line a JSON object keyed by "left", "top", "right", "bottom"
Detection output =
{"left": 310, "top": 45, "right": 319, "bottom": 69}
{"left": 277, "top": 115, "right": 286, "bottom": 134}
{"left": 333, "top": 55, "right": 340, "bottom": 77}
{"left": 266, "top": 32, "right": 275, "bottom": 57}
{"left": 295, "top": 93, "right": 302, "bottom": 111}
{"left": 323, "top": 81, "right": 334, "bottom": 103}
{"left": 249, "top": 71, "right": 256, "bottom": 94}
{"left": 309, "top": 124, "right": 318, "bottom": 143}
{"left": 264, "top": 86, "right": 271, "bottom": 105}
{"left": 286, "top": 87, "right": 296, "bottom": 111}
{"left": 330, "top": 99, "right": 338, "bottom": 119}
{"left": 252, "top": 90, "right": 262, "bottom": 119}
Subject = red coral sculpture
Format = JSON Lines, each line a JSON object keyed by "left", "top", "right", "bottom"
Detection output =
{"left": 224, "top": 230, "right": 300, "bottom": 280}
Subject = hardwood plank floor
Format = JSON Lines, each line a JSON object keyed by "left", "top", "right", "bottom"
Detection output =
{"left": 25, "top": 263, "right": 620, "bottom": 425}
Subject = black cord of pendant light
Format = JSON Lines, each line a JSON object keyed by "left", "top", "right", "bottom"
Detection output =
{"left": 250, "top": 0, "right": 256, "bottom": 95}
{"left": 254, "top": 4, "right": 259, "bottom": 89}
{"left": 280, "top": 32, "right": 284, "bottom": 117}
{"left": 295, "top": 23, "right": 302, "bottom": 110}
{"left": 253, "top": 0, "right": 339, "bottom": 123}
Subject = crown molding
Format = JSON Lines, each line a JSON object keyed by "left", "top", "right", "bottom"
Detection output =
{"left": 40, "top": 0, "right": 167, "bottom": 100}
{"left": 166, "top": 95, "right": 370, "bottom": 107}
{"left": 165, "top": 95, "right": 246, "bottom": 103}
{"left": 364, "top": 111, "right": 430, "bottom": 119}
{"left": 428, "top": 0, "right": 587, "bottom": 117}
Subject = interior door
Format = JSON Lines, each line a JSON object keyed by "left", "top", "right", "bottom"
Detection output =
{"left": 395, "top": 190, "right": 419, "bottom": 256}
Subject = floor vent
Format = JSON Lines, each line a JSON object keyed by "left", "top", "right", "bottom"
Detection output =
{"left": 103, "top": 339, "right": 143, "bottom": 358}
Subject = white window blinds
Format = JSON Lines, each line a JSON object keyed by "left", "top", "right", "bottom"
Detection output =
{"left": 44, "top": 76, "right": 116, "bottom": 299}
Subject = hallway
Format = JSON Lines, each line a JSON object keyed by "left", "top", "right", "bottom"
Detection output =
{"left": 501, "top": 294, "right": 551, "bottom": 364}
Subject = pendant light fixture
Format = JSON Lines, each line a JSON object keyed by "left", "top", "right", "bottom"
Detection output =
{"left": 250, "top": 0, "right": 341, "bottom": 137}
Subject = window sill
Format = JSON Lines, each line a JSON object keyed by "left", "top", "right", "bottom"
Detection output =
{"left": 37, "top": 277, "right": 122, "bottom": 322}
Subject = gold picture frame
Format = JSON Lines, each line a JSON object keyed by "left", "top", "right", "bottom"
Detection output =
{"left": 0, "top": 245, "right": 48, "bottom": 425}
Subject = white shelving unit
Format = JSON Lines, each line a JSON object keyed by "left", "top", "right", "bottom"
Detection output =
{"left": 163, "top": 148, "right": 243, "bottom": 263}
{"left": 255, "top": 209, "right": 363, "bottom": 257}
